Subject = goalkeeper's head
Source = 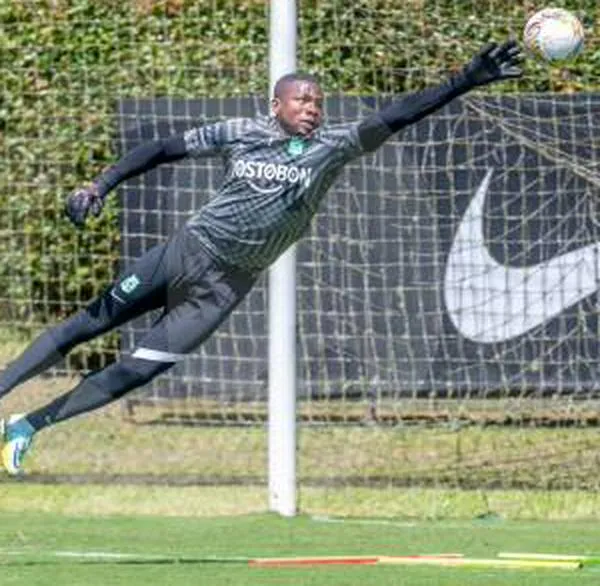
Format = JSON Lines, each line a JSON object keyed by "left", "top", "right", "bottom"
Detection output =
{"left": 271, "top": 72, "right": 323, "bottom": 137}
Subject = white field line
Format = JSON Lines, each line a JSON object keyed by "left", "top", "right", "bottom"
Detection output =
{"left": 0, "top": 549, "right": 166, "bottom": 559}
{"left": 311, "top": 515, "right": 416, "bottom": 527}
{"left": 0, "top": 548, "right": 248, "bottom": 562}
{"left": 310, "top": 515, "right": 577, "bottom": 531}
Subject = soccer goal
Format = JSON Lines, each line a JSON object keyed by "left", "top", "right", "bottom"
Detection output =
{"left": 1, "top": 1, "right": 600, "bottom": 515}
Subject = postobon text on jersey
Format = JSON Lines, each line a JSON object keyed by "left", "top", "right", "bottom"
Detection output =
{"left": 232, "top": 159, "right": 312, "bottom": 188}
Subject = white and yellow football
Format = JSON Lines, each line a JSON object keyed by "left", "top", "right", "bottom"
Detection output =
{"left": 523, "top": 8, "right": 584, "bottom": 62}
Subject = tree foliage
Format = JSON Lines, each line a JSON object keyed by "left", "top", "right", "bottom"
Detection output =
{"left": 0, "top": 0, "right": 598, "bottom": 325}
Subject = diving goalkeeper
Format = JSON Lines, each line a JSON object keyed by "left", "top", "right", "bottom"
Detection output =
{"left": 0, "top": 41, "right": 521, "bottom": 474}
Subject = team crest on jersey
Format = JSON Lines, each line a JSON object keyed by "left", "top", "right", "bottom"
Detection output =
{"left": 120, "top": 274, "right": 141, "bottom": 294}
{"left": 287, "top": 137, "right": 305, "bottom": 156}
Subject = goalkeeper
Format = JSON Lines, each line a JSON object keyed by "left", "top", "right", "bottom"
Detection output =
{"left": 0, "top": 41, "right": 521, "bottom": 474}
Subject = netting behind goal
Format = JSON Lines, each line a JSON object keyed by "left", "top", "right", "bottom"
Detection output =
{"left": 2, "top": 2, "right": 600, "bottom": 502}
{"left": 117, "top": 91, "right": 600, "bottom": 405}
{"left": 118, "top": 92, "right": 600, "bottom": 481}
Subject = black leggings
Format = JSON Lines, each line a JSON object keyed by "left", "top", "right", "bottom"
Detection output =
{"left": 0, "top": 229, "right": 257, "bottom": 424}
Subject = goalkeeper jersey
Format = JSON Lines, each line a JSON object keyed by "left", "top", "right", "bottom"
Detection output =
{"left": 183, "top": 114, "right": 391, "bottom": 272}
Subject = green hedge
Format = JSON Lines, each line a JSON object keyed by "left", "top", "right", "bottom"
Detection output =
{"left": 0, "top": 0, "right": 598, "bottom": 328}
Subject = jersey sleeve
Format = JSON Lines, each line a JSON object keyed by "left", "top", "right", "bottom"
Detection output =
{"left": 322, "top": 119, "right": 393, "bottom": 159}
{"left": 355, "top": 115, "right": 395, "bottom": 153}
{"left": 183, "top": 118, "right": 250, "bottom": 157}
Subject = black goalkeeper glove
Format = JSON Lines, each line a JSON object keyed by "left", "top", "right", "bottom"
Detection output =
{"left": 65, "top": 183, "right": 105, "bottom": 228}
{"left": 462, "top": 40, "right": 523, "bottom": 88}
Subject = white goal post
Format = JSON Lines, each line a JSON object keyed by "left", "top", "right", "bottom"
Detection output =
{"left": 268, "top": 0, "right": 298, "bottom": 517}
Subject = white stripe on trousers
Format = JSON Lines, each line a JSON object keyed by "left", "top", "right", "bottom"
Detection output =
{"left": 132, "top": 347, "right": 187, "bottom": 362}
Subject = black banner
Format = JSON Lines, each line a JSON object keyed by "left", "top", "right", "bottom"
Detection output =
{"left": 117, "top": 94, "right": 600, "bottom": 400}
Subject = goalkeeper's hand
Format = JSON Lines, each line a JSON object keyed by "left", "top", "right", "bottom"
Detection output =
{"left": 65, "top": 183, "right": 104, "bottom": 228}
{"left": 463, "top": 40, "right": 523, "bottom": 87}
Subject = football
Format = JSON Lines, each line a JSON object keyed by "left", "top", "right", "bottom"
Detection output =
{"left": 523, "top": 8, "right": 584, "bottom": 62}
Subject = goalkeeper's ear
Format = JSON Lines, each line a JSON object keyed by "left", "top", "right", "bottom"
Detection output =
{"left": 271, "top": 96, "right": 282, "bottom": 117}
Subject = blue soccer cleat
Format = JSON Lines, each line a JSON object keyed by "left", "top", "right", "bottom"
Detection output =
{"left": 1, "top": 414, "right": 35, "bottom": 475}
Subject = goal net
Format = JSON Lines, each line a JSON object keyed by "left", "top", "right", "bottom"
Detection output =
{"left": 117, "top": 90, "right": 600, "bottom": 489}
{"left": 1, "top": 1, "right": 599, "bottom": 510}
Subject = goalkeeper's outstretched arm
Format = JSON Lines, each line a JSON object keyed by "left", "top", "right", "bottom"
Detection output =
{"left": 65, "top": 136, "right": 188, "bottom": 228}
{"left": 65, "top": 117, "right": 241, "bottom": 228}
{"left": 96, "top": 137, "right": 188, "bottom": 197}
{"left": 357, "top": 40, "right": 522, "bottom": 152}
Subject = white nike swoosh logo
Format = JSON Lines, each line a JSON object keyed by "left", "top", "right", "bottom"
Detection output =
{"left": 444, "top": 168, "right": 600, "bottom": 343}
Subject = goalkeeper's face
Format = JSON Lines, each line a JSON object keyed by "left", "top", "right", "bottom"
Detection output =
{"left": 272, "top": 80, "right": 324, "bottom": 137}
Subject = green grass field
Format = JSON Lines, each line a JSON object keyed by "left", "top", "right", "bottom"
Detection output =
{"left": 2, "top": 512, "right": 600, "bottom": 586}
{"left": 2, "top": 337, "right": 600, "bottom": 584}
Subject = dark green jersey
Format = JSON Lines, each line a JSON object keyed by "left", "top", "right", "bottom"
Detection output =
{"left": 183, "top": 115, "right": 391, "bottom": 271}
{"left": 94, "top": 70, "right": 479, "bottom": 273}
